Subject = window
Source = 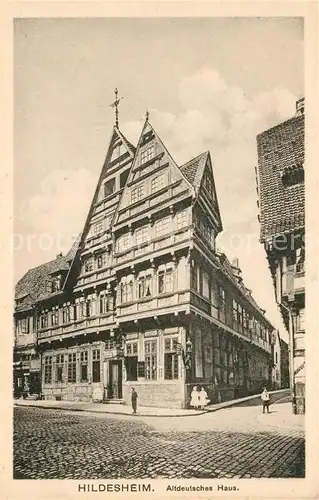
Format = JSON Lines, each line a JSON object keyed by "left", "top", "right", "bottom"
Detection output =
{"left": 131, "top": 184, "right": 144, "bottom": 203}
{"left": 94, "top": 221, "right": 103, "bottom": 236}
{"left": 51, "top": 277, "right": 61, "bottom": 293}
{"left": 68, "top": 353, "right": 77, "bottom": 383}
{"left": 137, "top": 274, "right": 152, "bottom": 298}
{"left": 281, "top": 168, "right": 304, "bottom": 187}
{"left": 104, "top": 178, "right": 115, "bottom": 197}
{"left": 176, "top": 210, "right": 188, "bottom": 229}
{"left": 40, "top": 314, "right": 48, "bottom": 329}
{"left": 275, "top": 352, "right": 278, "bottom": 364}
{"left": 155, "top": 216, "right": 170, "bottom": 237}
{"left": 158, "top": 268, "right": 173, "bottom": 294}
{"left": 56, "top": 354, "right": 64, "bottom": 383}
{"left": 219, "top": 287, "right": 226, "bottom": 322}
{"left": 135, "top": 226, "right": 149, "bottom": 246}
{"left": 145, "top": 340, "right": 157, "bottom": 380}
{"left": 232, "top": 300, "right": 238, "bottom": 331}
{"left": 126, "top": 342, "right": 138, "bottom": 381}
{"left": 164, "top": 337, "right": 179, "bottom": 380}
{"left": 44, "top": 356, "right": 52, "bottom": 384}
{"left": 296, "top": 247, "right": 305, "bottom": 273}
{"left": 141, "top": 145, "right": 155, "bottom": 164}
{"left": 237, "top": 304, "right": 243, "bottom": 332}
{"left": 99, "top": 293, "right": 113, "bottom": 314}
{"left": 120, "top": 169, "right": 130, "bottom": 188}
{"left": 120, "top": 280, "right": 133, "bottom": 303}
{"left": 92, "top": 350, "right": 100, "bottom": 382}
{"left": 97, "top": 252, "right": 107, "bottom": 269}
{"left": 84, "top": 258, "right": 93, "bottom": 273}
{"left": 51, "top": 310, "right": 59, "bottom": 326}
{"left": 20, "top": 317, "right": 30, "bottom": 334}
{"left": 80, "top": 351, "right": 88, "bottom": 382}
{"left": 62, "top": 307, "right": 70, "bottom": 324}
{"left": 191, "top": 262, "right": 199, "bottom": 291}
{"left": 151, "top": 174, "right": 166, "bottom": 193}
{"left": 296, "top": 309, "right": 305, "bottom": 331}
{"left": 117, "top": 233, "right": 131, "bottom": 252}
{"left": 202, "top": 270, "right": 210, "bottom": 299}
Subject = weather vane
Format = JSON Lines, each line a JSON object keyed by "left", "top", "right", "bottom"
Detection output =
{"left": 109, "top": 88, "right": 123, "bottom": 128}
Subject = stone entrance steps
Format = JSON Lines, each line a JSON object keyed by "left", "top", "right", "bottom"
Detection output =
{"left": 103, "top": 399, "right": 124, "bottom": 405}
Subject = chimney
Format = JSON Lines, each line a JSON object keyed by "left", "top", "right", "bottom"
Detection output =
{"left": 296, "top": 97, "right": 305, "bottom": 117}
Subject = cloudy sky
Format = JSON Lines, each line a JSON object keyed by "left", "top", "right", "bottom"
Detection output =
{"left": 14, "top": 17, "right": 304, "bottom": 338}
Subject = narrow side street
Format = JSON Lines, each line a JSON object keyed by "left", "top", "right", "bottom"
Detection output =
{"left": 14, "top": 401, "right": 304, "bottom": 480}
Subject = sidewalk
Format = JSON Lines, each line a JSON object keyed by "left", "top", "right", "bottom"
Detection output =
{"left": 14, "top": 399, "right": 205, "bottom": 417}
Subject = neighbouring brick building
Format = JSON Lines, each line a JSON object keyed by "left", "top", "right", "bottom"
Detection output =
{"left": 256, "top": 97, "right": 305, "bottom": 414}
{"left": 14, "top": 108, "right": 275, "bottom": 408}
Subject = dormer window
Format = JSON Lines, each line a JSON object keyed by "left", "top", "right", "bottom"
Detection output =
{"left": 141, "top": 145, "right": 155, "bottom": 165}
{"left": 51, "top": 276, "right": 61, "bottom": 293}
{"left": 281, "top": 164, "right": 304, "bottom": 187}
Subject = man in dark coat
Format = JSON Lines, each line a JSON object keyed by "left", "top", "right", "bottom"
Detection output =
{"left": 131, "top": 387, "right": 138, "bottom": 414}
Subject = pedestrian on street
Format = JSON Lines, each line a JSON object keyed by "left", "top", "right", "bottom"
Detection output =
{"left": 131, "top": 387, "right": 138, "bottom": 414}
{"left": 190, "top": 386, "right": 200, "bottom": 409}
{"left": 199, "top": 386, "right": 210, "bottom": 410}
{"left": 261, "top": 387, "right": 270, "bottom": 413}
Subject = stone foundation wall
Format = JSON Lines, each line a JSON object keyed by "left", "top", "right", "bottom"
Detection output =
{"left": 123, "top": 381, "right": 184, "bottom": 409}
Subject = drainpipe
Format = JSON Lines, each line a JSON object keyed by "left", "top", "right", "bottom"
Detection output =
{"left": 280, "top": 302, "right": 296, "bottom": 414}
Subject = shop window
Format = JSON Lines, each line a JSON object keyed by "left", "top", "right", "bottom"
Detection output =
{"left": 126, "top": 342, "right": 138, "bottom": 381}
{"left": 44, "top": 356, "right": 52, "bottom": 384}
{"left": 131, "top": 184, "right": 144, "bottom": 204}
{"left": 141, "top": 145, "right": 155, "bottom": 164}
{"left": 92, "top": 350, "right": 100, "bottom": 382}
{"left": 56, "top": 354, "right": 64, "bottom": 383}
{"left": 67, "top": 353, "right": 77, "bottom": 383}
{"left": 158, "top": 268, "right": 173, "bottom": 294}
{"left": 137, "top": 274, "right": 152, "bottom": 299}
{"left": 104, "top": 178, "right": 115, "bottom": 197}
{"left": 80, "top": 351, "right": 88, "bottom": 382}
{"left": 145, "top": 340, "right": 157, "bottom": 380}
{"left": 164, "top": 337, "right": 179, "bottom": 380}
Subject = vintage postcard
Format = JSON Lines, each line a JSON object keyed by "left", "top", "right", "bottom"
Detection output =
{"left": 0, "top": 2, "right": 318, "bottom": 499}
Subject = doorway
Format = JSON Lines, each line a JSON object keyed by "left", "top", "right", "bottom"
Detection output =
{"left": 108, "top": 360, "right": 122, "bottom": 399}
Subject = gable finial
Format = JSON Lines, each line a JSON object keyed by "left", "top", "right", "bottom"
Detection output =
{"left": 110, "top": 88, "right": 123, "bottom": 128}
{"left": 145, "top": 110, "right": 149, "bottom": 123}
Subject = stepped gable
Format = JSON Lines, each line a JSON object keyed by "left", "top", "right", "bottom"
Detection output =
{"left": 257, "top": 112, "right": 305, "bottom": 242}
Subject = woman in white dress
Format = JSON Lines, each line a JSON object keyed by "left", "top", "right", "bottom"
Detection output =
{"left": 190, "top": 386, "right": 200, "bottom": 409}
{"left": 199, "top": 386, "right": 210, "bottom": 410}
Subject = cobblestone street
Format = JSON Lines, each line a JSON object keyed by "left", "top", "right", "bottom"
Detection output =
{"left": 13, "top": 403, "right": 305, "bottom": 480}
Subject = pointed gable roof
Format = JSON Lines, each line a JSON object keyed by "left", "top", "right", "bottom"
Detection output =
{"left": 63, "top": 125, "right": 136, "bottom": 289}
{"left": 180, "top": 151, "right": 209, "bottom": 191}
